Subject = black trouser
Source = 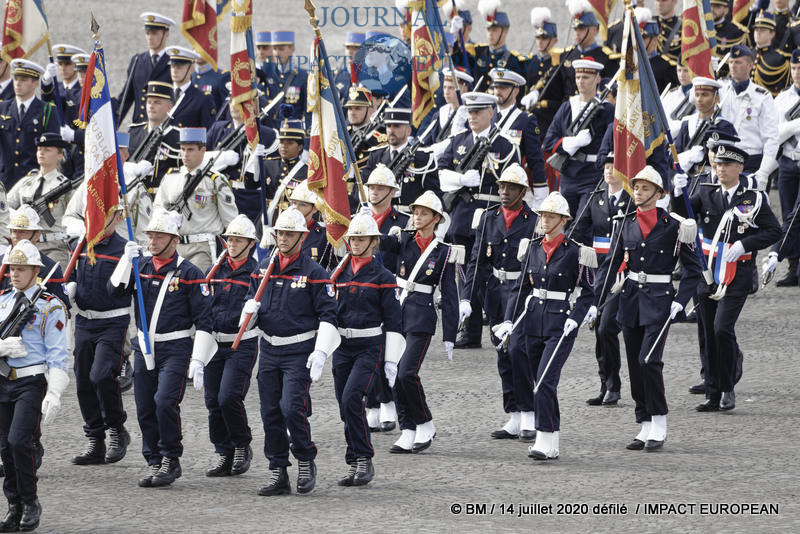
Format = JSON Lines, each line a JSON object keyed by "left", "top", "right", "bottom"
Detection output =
{"left": 452, "top": 234, "right": 483, "bottom": 344}
{"left": 0, "top": 374, "right": 46, "bottom": 505}
{"left": 364, "top": 365, "right": 392, "bottom": 409}
{"left": 622, "top": 322, "right": 670, "bottom": 423}
{"left": 332, "top": 344, "right": 381, "bottom": 463}
{"left": 594, "top": 292, "right": 622, "bottom": 394}
{"left": 394, "top": 333, "right": 433, "bottom": 430}
{"left": 743, "top": 153, "right": 762, "bottom": 174}
{"left": 697, "top": 293, "right": 748, "bottom": 400}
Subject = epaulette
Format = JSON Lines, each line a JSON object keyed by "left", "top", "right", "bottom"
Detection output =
{"left": 601, "top": 46, "right": 616, "bottom": 56}
{"left": 777, "top": 49, "right": 791, "bottom": 58}
{"left": 165, "top": 167, "right": 180, "bottom": 174}
{"left": 550, "top": 48, "right": 563, "bottom": 64}
{"left": 791, "top": 19, "right": 800, "bottom": 28}
{"left": 755, "top": 85, "right": 769, "bottom": 95}
{"left": 669, "top": 212, "right": 697, "bottom": 244}
{"left": 0, "top": 289, "right": 10, "bottom": 296}
{"left": 465, "top": 43, "right": 477, "bottom": 54}
{"left": 24, "top": 168, "right": 39, "bottom": 177}
{"left": 366, "top": 144, "right": 386, "bottom": 152}
{"left": 662, "top": 54, "right": 677, "bottom": 66}
{"left": 512, "top": 51, "right": 526, "bottom": 61}
{"left": 698, "top": 181, "right": 720, "bottom": 187}
{"left": 732, "top": 21, "right": 748, "bottom": 33}
{"left": 373, "top": 131, "right": 387, "bottom": 143}
{"left": 607, "top": 50, "right": 622, "bottom": 60}
{"left": 129, "top": 121, "right": 147, "bottom": 128}
{"left": 265, "top": 155, "right": 281, "bottom": 161}
{"left": 446, "top": 243, "right": 466, "bottom": 264}
{"left": 573, "top": 239, "right": 598, "bottom": 268}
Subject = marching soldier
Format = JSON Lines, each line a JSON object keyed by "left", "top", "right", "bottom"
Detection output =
{"left": 710, "top": 0, "right": 747, "bottom": 59}
{"left": 0, "top": 240, "right": 70, "bottom": 532}
{"left": 202, "top": 215, "right": 260, "bottom": 478}
{"left": 71, "top": 54, "right": 90, "bottom": 80}
{"left": 167, "top": 46, "right": 216, "bottom": 129}
{"left": 346, "top": 85, "right": 384, "bottom": 175}
{"left": 263, "top": 119, "right": 308, "bottom": 222}
{"left": 664, "top": 63, "right": 695, "bottom": 138}
{"left": 637, "top": 7, "right": 679, "bottom": 94}
{"left": 0, "top": 60, "right": 60, "bottom": 190}
{"left": 417, "top": 67, "right": 471, "bottom": 148}
{"left": 127, "top": 81, "right": 181, "bottom": 194}
{"left": 493, "top": 191, "right": 596, "bottom": 460}
{"left": 116, "top": 12, "right": 175, "bottom": 124}
{"left": 460, "top": 164, "right": 538, "bottom": 440}
{"left": 524, "top": 7, "right": 562, "bottom": 131}
{"left": 65, "top": 203, "right": 132, "bottom": 466}
{"left": 562, "top": 0, "right": 620, "bottom": 85}
{"left": 7, "top": 132, "right": 76, "bottom": 268}
{"left": 751, "top": 11, "right": 791, "bottom": 96}
{"left": 334, "top": 32, "right": 365, "bottom": 104}
{"left": 674, "top": 77, "right": 737, "bottom": 167}
{"left": 109, "top": 209, "right": 216, "bottom": 488}
{"left": 592, "top": 166, "right": 702, "bottom": 451}
{"left": 241, "top": 207, "right": 340, "bottom": 496}
{"left": 655, "top": 0, "right": 682, "bottom": 63}
{"left": 263, "top": 32, "right": 308, "bottom": 124}
{"left": 154, "top": 127, "right": 238, "bottom": 272}
{"left": 331, "top": 213, "right": 403, "bottom": 487}
{"left": 672, "top": 142, "right": 781, "bottom": 412}
{"left": 255, "top": 32, "right": 273, "bottom": 68}
{"left": 773, "top": 0, "right": 794, "bottom": 51}
{"left": 381, "top": 192, "right": 460, "bottom": 454}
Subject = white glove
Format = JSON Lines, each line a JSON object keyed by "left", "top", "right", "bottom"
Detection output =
{"left": 384, "top": 361, "right": 398, "bottom": 387}
{"left": 41, "top": 368, "right": 69, "bottom": 426}
{"left": 188, "top": 359, "right": 205, "bottom": 390}
{"left": 672, "top": 173, "right": 688, "bottom": 196}
{"left": 450, "top": 14, "right": 464, "bottom": 33}
{"left": 260, "top": 229, "right": 275, "bottom": 249}
{"left": 60, "top": 125, "right": 75, "bottom": 143}
{"left": 359, "top": 204, "right": 372, "bottom": 216}
{"left": 678, "top": 145, "right": 705, "bottom": 170}
{"left": 532, "top": 186, "right": 548, "bottom": 211}
{"left": 0, "top": 337, "right": 26, "bottom": 359}
{"left": 723, "top": 240, "right": 745, "bottom": 263}
{"left": 65, "top": 281, "right": 77, "bottom": 299}
{"left": 561, "top": 129, "right": 591, "bottom": 156}
{"left": 563, "top": 318, "right": 578, "bottom": 335}
{"left": 458, "top": 300, "right": 472, "bottom": 322}
{"left": 239, "top": 298, "right": 260, "bottom": 326}
{"left": 583, "top": 305, "right": 597, "bottom": 325}
{"left": 388, "top": 226, "right": 403, "bottom": 238}
{"left": 214, "top": 150, "right": 240, "bottom": 170}
{"left": 711, "top": 56, "right": 720, "bottom": 72}
{"left": 444, "top": 341, "right": 454, "bottom": 361}
{"left": 306, "top": 349, "right": 327, "bottom": 382}
{"left": 521, "top": 89, "right": 539, "bottom": 109}
{"left": 491, "top": 320, "right": 513, "bottom": 348}
{"left": 123, "top": 241, "right": 141, "bottom": 261}
{"left": 754, "top": 170, "right": 769, "bottom": 192}
{"left": 669, "top": 301, "right": 683, "bottom": 320}
{"left": 132, "top": 159, "right": 154, "bottom": 178}
{"left": 762, "top": 251, "right": 778, "bottom": 275}
{"left": 42, "top": 62, "right": 58, "bottom": 83}
{"left": 460, "top": 169, "right": 481, "bottom": 187}
{"left": 246, "top": 144, "right": 268, "bottom": 157}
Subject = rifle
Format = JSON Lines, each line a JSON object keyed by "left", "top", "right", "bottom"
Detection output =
{"left": 669, "top": 90, "right": 695, "bottom": 121}
{"left": 31, "top": 176, "right": 83, "bottom": 227}
{"left": 130, "top": 91, "right": 187, "bottom": 163}
{"left": 350, "top": 86, "right": 408, "bottom": 153}
{"left": 0, "top": 263, "right": 59, "bottom": 340}
{"left": 388, "top": 126, "right": 434, "bottom": 179}
{"left": 232, "top": 249, "right": 278, "bottom": 350}
{"left": 523, "top": 46, "right": 579, "bottom": 111}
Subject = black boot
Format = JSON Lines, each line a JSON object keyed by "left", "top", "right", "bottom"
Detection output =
{"left": 586, "top": 390, "right": 606, "bottom": 406}
{"left": 453, "top": 331, "right": 481, "bottom": 349}
{"left": 0, "top": 503, "right": 22, "bottom": 532}
{"left": 230, "top": 445, "right": 252, "bottom": 476}
{"left": 776, "top": 258, "right": 799, "bottom": 287}
{"left": 72, "top": 437, "right": 106, "bottom": 465}
{"left": 206, "top": 453, "right": 233, "bottom": 477}
{"left": 105, "top": 426, "right": 131, "bottom": 464}
{"left": 119, "top": 357, "right": 134, "bottom": 393}
{"left": 337, "top": 463, "right": 357, "bottom": 487}
{"left": 296, "top": 460, "right": 316, "bottom": 494}
{"left": 33, "top": 440, "right": 43, "bottom": 470}
{"left": 150, "top": 457, "right": 182, "bottom": 487}
{"left": 352, "top": 457, "right": 374, "bottom": 486}
{"left": 18, "top": 498, "right": 40, "bottom": 532}
{"left": 257, "top": 467, "right": 291, "bottom": 496}
{"left": 138, "top": 463, "right": 161, "bottom": 487}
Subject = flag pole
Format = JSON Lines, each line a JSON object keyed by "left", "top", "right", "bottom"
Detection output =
{"left": 90, "top": 14, "right": 153, "bottom": 364}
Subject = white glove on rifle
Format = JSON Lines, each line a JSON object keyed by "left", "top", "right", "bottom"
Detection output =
{"left": 42, "top": 62, "right": 58, "bottom": 84}
{"left": 384, "top": 361, "right": 398, "bottom": 387}
{"left": 450, "top": 14, "right": 463, "bottom": 33}
{"left": 532, "top": 186, "right": 548, "bottom": 211}
{"left": 458, "top": 300, "right": 472, "bottom": 322}
{"left": 388, "top": 226, "right": 403, "bottom": 238}
{"left": 672, "top": 173, "right": 688, "bottom": 196}
{"left": 239, "top": 298, "right": 260, "bottom": 326}
{"left": 521, "top": 89, "right": 539, "bottom": 109}
{"left": 678, "top": 145, "right": 705, "bottom": 170}
{"left": 65, "top": 281, "right": 77, "bottom": 300}
{"left": 213, "top": 150, "right": 240, "bottom": 171}
{"left": 583, "top": 305, "right": 598, "bottom": 325}
{"left": 359, "top": 204, "right": 372, "bottom": 216}
{"left": 306, "top": 349, "right": 327, "bottom": 382}
{"left": 762, "top": 251, "right": 779, "bottom": 276}
{"left": 245, "top": 144, "right": 269, "bottom": 158}
{"left": 561, "top": 129, "right": 591, "bottom": 156}
{"left": 0, "top": 337, "right": 26, "bottom": 359}
{"left": 132, "top": 159, "right": 154, "bottom": 178}
{"left": 460, "top": 169, "right": 481, "bottom": 187}
{"left": 60, "top": 125, "right": 75, "bottom": 143}
{"left": 444, "top": 341, "right": 454, "bottom": 361}
{"left": 723, "top": 240, "right": 745, "bottom": 263}
{"left": 188, "top": 359, "right": 205, "bottom": 391}
{"left": 669, "top": 301, "right": 684, "bottom": 320}
{"left": 563, "top": 318, "right": 578, "bottom": 335}
{"left": 41, "top": 368, "right": 70, "bottom": 425}
{"left": 492, "top": 320, "right": 513, "bottom": 348}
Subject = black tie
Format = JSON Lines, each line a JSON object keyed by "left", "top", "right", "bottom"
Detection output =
{"left": 175, "top": 88, "right": 182, "bottom": 101}
{"left": 723, "top": 190, "right": 730, "bottom": 209}
{"left": 19, "top": 104, "right": 25, "bottom": 118}
{"left": 33, "top": 176, "right": 45, "bottom": 201}
{"left": 151, "top": 54, "right": 158, "bottom": 67}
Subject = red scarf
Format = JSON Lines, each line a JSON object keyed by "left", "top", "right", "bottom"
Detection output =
{"left": 152, "top": 254, "right": 176, "bottom": 272}
{"left": 542, "top": 233, "right": 565, "bottom": 263}
{"left": 415, "top": 233, "right": 434, "bottom": 252}
{"left": 350, "top": 255, "right": 372, "bottom": 275}
{"left": 637, "top": 207, "right": 658, "bottom": 240}
{"left": 306, "top": 218, "right": 315, "bottom": 230}
{"left": 227, "top": 255, "right": 248, "bottom": 271}
{"left": 371, "top": 207, "right": 392, "bottom": 229}
{"left": 501, "top": 205, "right": 523, "bottom": 230}
{"left": 278, "top": 251, "right": 300, "bottom": 271}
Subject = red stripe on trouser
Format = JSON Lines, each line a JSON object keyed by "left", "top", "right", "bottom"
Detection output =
{"left": 358, "top": 345, "right": 382, "bottom": 456}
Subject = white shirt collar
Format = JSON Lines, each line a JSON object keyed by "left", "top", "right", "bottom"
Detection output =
{"left": 175, "top": 81, "right": 191, "bottom": 92}
{"left": 721, "top": 182, "right": 738, "bottom": 197}
{"left": 16, "top": 94, "right": 35, "bottom": 112}
{"left": 472, "top": 125, "right": 491, "bottom": 142}
{"left": 389, "top": 140, "right": 408, "bottom": 153}
{"left": 63, "top": 77, "right": 79, "bottom": 90}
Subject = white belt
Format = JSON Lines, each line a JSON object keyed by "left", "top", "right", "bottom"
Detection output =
{"left": 584, "top": 155, "right": 598, "bottom": 163}
{"left": 338, "top": 326, "right": 383, "bottom": 339}
{"left": 475, "top": 193, "right": 501, "bottom": 202}
{"left": 214, "top": 329, "right": 261, "bottom": 343}
{"left": 784, "top": 151, "right": 800, "bottom": 162}
{"left": 179, "top": 233, "right": 215, "bottom": 244}
{"left": 40, "top": 232, "right": 69, "bottom": 243}
{"left": 261, "top": 330, "right": 316, "bottom": 347}
{"left": 492, "top": 267, "right": 521, "bottom": 281}
{"left": 396, "top": 277, "right": 434, "bottom": 294}
{"left": 139, "top": 328, "right": 195, "bottom": 343}
{"left": 531, "top": 288, "right": 568, "bottom": 301}
{"left": 8, "top": 364, "right": 48, "bottom": 380}
{"left": 627, "top": 271, "right": 672, "bottom": 284}
{"left": 76, "top": 307, "right": 130, "bottom": 320}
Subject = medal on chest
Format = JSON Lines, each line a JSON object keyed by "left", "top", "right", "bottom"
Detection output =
{"left": 486, "top": 244, "right": 492, "bottom": 258}
{"left": 425, "top": 260, "right": 435, "bottom": 276}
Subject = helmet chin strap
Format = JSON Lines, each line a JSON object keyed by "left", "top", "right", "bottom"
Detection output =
{"left": 351, "top": 237, "right": 377, "bottom": 257}
{"left": 504, "top": 187, "right": 526, "bottom": 209}
{"left": 153, "top": 238, "right": 175, "bottom": 259}
{"left": 229, "top": 240, "right": 254, "bottom": 261}
{"left": 281, "top": 234, "right": 304, "bottom": 256}
{"left": 635, "top": 188, "right": 660, "bottom": 209}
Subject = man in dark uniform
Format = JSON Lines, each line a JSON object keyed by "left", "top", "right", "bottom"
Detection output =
{"left": 772, "top": 0, "right": 795, "bottom": 51}
{"left": 262, "top": 119, "right": 307, "bottom": 225}
{"left": 561, "top": 1, "right": 620, "bottom": 90}
{"left": 255, "top": 31, "right": 272, "bottom": 69}
{"left": 674, "top": 77, "right": 737, "bottom": 161}
{"left": 334, "top": 33, "right": 365, "bottom": 104}
{"left": 525, "top": 7, "right": 562, "bottom": 131}
{"left": 0, "top": 60, "right": 59, "bottom": 190}
{"left": 655, "top": 0, "right": 682, "bottom": 62}
{"left": 637, "top": 7, "right": 679, "bottom": 94}
{"left": 751, "top": 11, "right": 791, "bottom": 96}
{"left": 116, "top": 12, "right": 175, "bottom": 125}
{"left": 166, "top": 46, "right": 215, "bottom": 129}
{"left": 346, "top": 85, "right": 384, "bottom": 177}
{"left": 263, "top": 31, "right": 308, "bottom": 125}
{"left": 710, "top": 0, "right": 747, "bottom": 59}
{"left": 673, "top": 143, "right": 781, "bottom": 412}
{"left": 192, "top": 57, "right": 229, "bottom": 112}
{"left": 127, "top": 81, "right": 181, "bottom": 194}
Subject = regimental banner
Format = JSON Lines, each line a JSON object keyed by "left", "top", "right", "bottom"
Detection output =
{"left": 681, "top": 0, "right": 716, "bottom": 80}
{"left": 229, "top": 0, "right": 259, "bottom": 149}
{"left": 410, "top": 0, "right": 448, "bottom": 128}
{"left": 0, "top": 0, "right": 49, "bottom": 62}
{"left": 182, "top": 0, "right": 219, "bottom": 69}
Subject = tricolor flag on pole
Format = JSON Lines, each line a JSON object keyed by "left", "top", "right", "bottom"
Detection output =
{"left": 409, "top": 0, "right": 448, "bottom": 128}
{"left": 228, "top": 0, "right": 259, "bottom": 150}
{"left": 681, "top": 0, "right": 716, "bottom": 80}
{"left": 181, "top": 0, "right": 219, "bottom": 69}
{"left": 1, "top": 0, "right": 49, "bottom": 62}
{"left": 612, "top": 5, "right": 667, "bottom": 193}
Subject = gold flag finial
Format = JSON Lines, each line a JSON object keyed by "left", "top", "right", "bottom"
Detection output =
{"left": 90, "top": 12, "right": 100, "bottom": 40}
{"left": 304, "top": 0, "right": 322, "bottom": 38}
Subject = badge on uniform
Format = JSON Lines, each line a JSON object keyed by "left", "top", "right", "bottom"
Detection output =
{"left": 394, "top": 287, "right": 401, "bottom": 300}
{"left": 486, "top": 244, "right": 492, "bottom": 258}
{"left": 456, "top": 145, "right": 467, "bottom": 155}
{"left": 168, "top": 278, "right": 180, "bottom": 292}
{"left": 200, "top": 283, "right": 210, "bottom": 296}
{"left": 599, "top": 199, "right": 604, "bottom": 206}
{"left": 286, "top": 86, "right": 300, "bottom": 104}
{"left": 326, "top": 283, "right": 335, "bottom": 297}
{"left": 400, "top": 264, "right": 406, "bottom": 277}
{"left": 623, "top": 251, "right": 630, "bottom": 263}
{"left": 194, "top": 194, "right": 209, "bottom": 209}
{"left": 311, "top": 247, "right": 318, "bottom": 260}
{"left": 425, "top": 260, "right": 435, "bottom": 276}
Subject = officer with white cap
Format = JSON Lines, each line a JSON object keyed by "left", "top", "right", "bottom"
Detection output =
{"left": 154, "top": 127, "right": 238, "bottom": 272}
{"left": 0, "top": 240, "right": 69, "bottom": 531}
{"left": 167, "top": 46, "right": 215, "bottom": 129}
{"left": 202, "top": 215, "right": 260, "bottom": 478}
{"left": 417, "top": 66, "right": 472, "bottom": 145}
{"left": 331, "top": 213, "right": 403, "bottom": 487}
{"left": 242, "top": 207, "right": 339, "bottom": 496}
{"left": 109, "top": 208, "right": 216, "bottom": 488}
{"left": 116, "top": 12, "right": 175, "bottom": 124}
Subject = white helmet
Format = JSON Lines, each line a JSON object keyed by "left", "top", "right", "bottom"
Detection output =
{"left": 496, "top": 163, "right": 530, "bottom": 189}
{"left": 289, "top": 180, "right": 320, "bottom": 206}
{"left": 273, "top": 207, "right": 310, "bottom": 233}
{"left": 409, "top": 190, "right": 444, "bottom": 217}
{"left": 630, "top": 165, "right": 664, "bottom": 191}
{"left": 223, "top": 214, "right": 257, "bottom": 240}
{"left": 536, "top": 191, "right": 572, "bottom": 219}
{"left": 146, "top": 208, "right": 182, "bottom": 236}
{"left": 9, "top": 205, "right": 43, "bottom": 231}
{"left": 366, "top": 163, "right": 400, "bottom": 190}
{"left": 3, "top": 239, "right": 43, "bottom": 267}
{"left": 344, "top": 213, "right": 383, "bottom": 238}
